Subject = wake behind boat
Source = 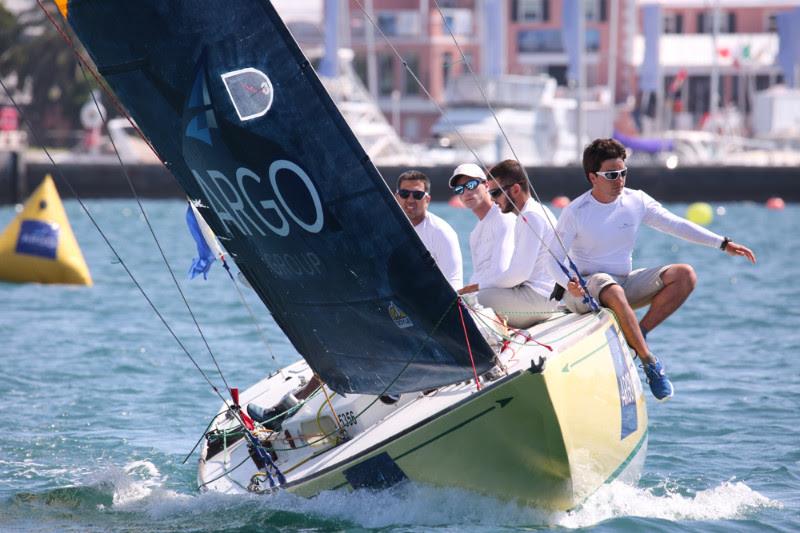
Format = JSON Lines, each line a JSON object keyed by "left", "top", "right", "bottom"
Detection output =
{"left": 55, "top": 0, "right": 647, "bottom": 510}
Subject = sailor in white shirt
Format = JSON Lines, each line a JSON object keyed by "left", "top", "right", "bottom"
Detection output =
{"left": 549, "top": 138, "right": 756, "bottom": 401}
{"left": 461, "top": 159, "right": 560, "bottom": 329}
{"left": 395, "top": 170, "right": 463, "bottom": 290}
{"left": 447, "top": 163, "right": 515, "bottom": 293}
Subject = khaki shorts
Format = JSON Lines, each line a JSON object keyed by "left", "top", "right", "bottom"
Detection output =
{"left": 477, "top": 284, "right": 560, "bottom": 329}
{"left": 564, "top": 265, "right": 672, "bottom": 314}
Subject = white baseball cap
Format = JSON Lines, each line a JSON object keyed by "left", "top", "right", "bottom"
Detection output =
{"left": 448, "top": 163, "right": 485, "bottom": 188}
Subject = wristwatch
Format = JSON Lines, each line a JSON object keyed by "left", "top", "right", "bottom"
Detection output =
{"left": 720, "top": 237, "right": 731, "bottom": 251}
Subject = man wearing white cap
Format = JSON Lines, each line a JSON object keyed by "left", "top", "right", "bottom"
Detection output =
{"left": 395, "top": 170, "right": 463, "bottom": 290}
{"left": 463, "top": 159, "right": 560, "bottom": 329}
{"left": 448, "top": 163, "right": 515, "bottom": 296}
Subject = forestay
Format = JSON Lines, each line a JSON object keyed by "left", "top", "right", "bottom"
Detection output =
{"left": 63, "top": 0, "right": 494, "bottom": 393}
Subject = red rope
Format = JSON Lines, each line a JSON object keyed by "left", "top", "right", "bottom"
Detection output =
{"left": 463, "top": 301, "right": 553, "bottom": 352}
{"left": 457, "top": 298, "right": 481, "bottom": 391}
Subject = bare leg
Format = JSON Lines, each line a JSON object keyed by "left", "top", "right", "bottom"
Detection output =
{"left": 639, "top": 264, "right": 697, "bottom": 334}
{"left": 599, "top": 284, "right": 654, "bottom": 365}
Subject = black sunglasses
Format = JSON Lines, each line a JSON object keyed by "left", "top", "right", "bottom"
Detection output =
{"left": 453, "top": 178, "right": 483, "bottom": 195}
{"left": 595, "top": 168, "right": 628, "bottom": 180}
{"left": 488, "top": 183, "right": 518, "bottom": 198}
{"left": 397, "top": 189, "right": 428, "bottom": 200}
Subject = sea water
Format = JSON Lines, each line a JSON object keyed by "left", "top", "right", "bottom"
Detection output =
{"left": 0, "top": 199, "right": 797, "bottom": 532}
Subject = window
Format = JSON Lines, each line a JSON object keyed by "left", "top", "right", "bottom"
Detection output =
{"left": 585, "top": 0, "right": 607, "bottom": 23}
{"left": 517, "top": 29, "right": 601, "bottom": 53}
{"left": 443, "top": 52, "right": 454, "bottom": 86}
{"left": 376, "top": 11, "right": 420, "bottom": 37}
{"left": 766, "top": 14, "right": 778, "bottom": 33}
{"left": 697, "top": 11, "right": 735, "bottom": 33}
{"left": 663, "top": 13, "right": 683, "bottom": 34}
{"left": 404, "top": 54, "right": 420, "bottom": 95}
{"left": 517, "top": 29, "right": 563, "bottom": 53}
{"left": 516, "top": 0, "right": 548, "bottom": 23}
{"left": 377, "top": 13, "right": 397, "bottom": 36}
{"left": 378, "top": 54, "right": 395, "bottom": 96}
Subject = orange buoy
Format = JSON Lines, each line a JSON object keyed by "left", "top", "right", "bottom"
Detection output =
{"left": 551, "top": 196, "right": 570, "bottom": 209}
{"left": 766, "top": 197, "right": 785, "bottom": 210}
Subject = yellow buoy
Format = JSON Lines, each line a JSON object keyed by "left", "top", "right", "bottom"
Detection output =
{"left": 685, "top": 202, "right": 713, "bottom": 227}
{"left": 0, "top": 175, "right": 92, "bottom": 285}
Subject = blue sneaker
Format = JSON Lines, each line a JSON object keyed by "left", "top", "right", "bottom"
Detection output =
{"left": 642, "top": 357, "right": 674, "bottom": 402}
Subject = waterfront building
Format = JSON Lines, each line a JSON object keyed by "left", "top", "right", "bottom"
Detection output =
{"left": 344, "top": 0, "right": 800, "bottom": 142}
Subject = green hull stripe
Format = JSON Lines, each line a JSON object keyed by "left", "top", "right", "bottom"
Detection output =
{"left": 604, "top": 428, "right": 648, "bottom": 484}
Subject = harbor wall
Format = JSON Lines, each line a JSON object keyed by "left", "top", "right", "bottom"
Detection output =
{"left": 1, "top": 156, "right": 798, "bottom": 204}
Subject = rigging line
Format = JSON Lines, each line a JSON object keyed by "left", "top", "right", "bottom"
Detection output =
{"left": 353, "top": 0, "right": 594, "bottom": 309}
{"left": 38, "top": 1, "right": 236, "bottom": 393}
{"left": 264, "top": 296, "right": 462, "bottom": 453}
{"left": 430, "top": 0, "right": 600, "bottom": 311}
{"left": 429, "top": 0, "right": 576, "bottom": 260}
{"left": 456, "top": 298, "right": 482, "bottom": 391}
{"left": 34, "top": 0, "right": 162, "bottom": 161}
{"left": 78, "top": 64, "right": 233, "bottom": 395}
{"left": 351, "top": 0, "right": 496, "bottom": 177}
{"left": 0, "top": 78, "right": 231, "bottom": 407}
{"left": 219, "top": 261, "right": 278, "bottom": 362}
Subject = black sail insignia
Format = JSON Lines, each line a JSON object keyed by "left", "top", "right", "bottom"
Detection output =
{"left": 65, "top": 0, "right": 494, "bottom": 393}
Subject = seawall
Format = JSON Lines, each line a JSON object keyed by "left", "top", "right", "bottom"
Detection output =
{"left": 1, "top": 155, "right": 798, "bottom": 204}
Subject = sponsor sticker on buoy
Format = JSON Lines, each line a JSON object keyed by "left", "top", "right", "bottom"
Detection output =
{"left": 15, "top": 220, "right": 59, "bottom": 259}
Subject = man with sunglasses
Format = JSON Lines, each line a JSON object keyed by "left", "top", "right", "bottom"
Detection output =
{"left": 549, "top": 138, "right": 756, "bottom": 402}
{"left": 395, "top": 170, "right": 463, "bottom": 290}
{"left": 462, "top": 159, "right": 559, "bottom": 329}
{"left": 448, "top": 163, "right": 516, "bottom": 295}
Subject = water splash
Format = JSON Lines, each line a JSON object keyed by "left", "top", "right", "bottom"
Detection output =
{"left": 559, "top": 479, "right": 782, "bottom": 528}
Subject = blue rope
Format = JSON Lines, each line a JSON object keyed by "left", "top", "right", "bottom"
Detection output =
{"left": 557, "top": 261, "right": 601, "bottom": 313}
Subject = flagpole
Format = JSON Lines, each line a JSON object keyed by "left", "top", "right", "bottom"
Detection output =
{"left": 709, "top": 0, "right": 721, "bottom": 121}
{"left": 607, "top": 0, "right": 619, "bottom": 130}
{"left": 576, "top": 0, "right": 585, "bottom": 163}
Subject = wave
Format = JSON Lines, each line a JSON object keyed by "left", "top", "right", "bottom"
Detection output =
{"left": 4, "top": 462, "right": 783, "bottom": 531}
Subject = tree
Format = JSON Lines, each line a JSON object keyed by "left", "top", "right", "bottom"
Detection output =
{"left": 0, "top": 2, "right": 97, "bottom": 143}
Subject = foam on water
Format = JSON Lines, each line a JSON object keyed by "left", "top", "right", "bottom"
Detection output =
{"left": 73, "top": 463, "right": 782, "bottom": 530}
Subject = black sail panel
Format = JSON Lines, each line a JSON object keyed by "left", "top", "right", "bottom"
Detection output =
{"left": 65, "top": 0, "right": 495, "bottom": 393}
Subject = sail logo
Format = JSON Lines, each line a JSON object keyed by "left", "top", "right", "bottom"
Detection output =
{"left": 388, "top": 302, "right": 413, "bottom": 329}
{"left": 221, "top": 68, "right": 274, "bottom": 121}
{"left": 191, "top": 161, "right": 324, "bottom": 239}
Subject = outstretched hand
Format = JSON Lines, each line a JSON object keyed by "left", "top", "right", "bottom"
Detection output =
{"left": 725, "top": 241, "right": 756, "bottom": 264}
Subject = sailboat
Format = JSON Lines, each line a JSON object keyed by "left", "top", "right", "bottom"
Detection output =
{"left": 56, "top": 0, "right": 647, "bottom": 509}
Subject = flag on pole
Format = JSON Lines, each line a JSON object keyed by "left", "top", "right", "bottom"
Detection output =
{"left": 186, "top": 202, "right": 219, "bottom": 280}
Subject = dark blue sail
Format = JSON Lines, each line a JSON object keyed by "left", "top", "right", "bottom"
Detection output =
{"left": 64, "top": 0, "right": 495, "bottom": 394}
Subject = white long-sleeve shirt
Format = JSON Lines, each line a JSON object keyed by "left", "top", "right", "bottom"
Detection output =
{"left": 481, "top": 198, "right": 557, "bottom": 297}
{"left": 414, "top": 211, "right": 463, "bottom": 290}
{"left": 548, "top": 188, "right": 725, "bottom": 281}
{"left": 468, "top": 204, "right": 516, "bottom": 287}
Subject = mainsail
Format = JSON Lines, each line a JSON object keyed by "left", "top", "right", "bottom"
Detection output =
{"left": 62, "top": 0, "right": 495, "bottom": 393}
